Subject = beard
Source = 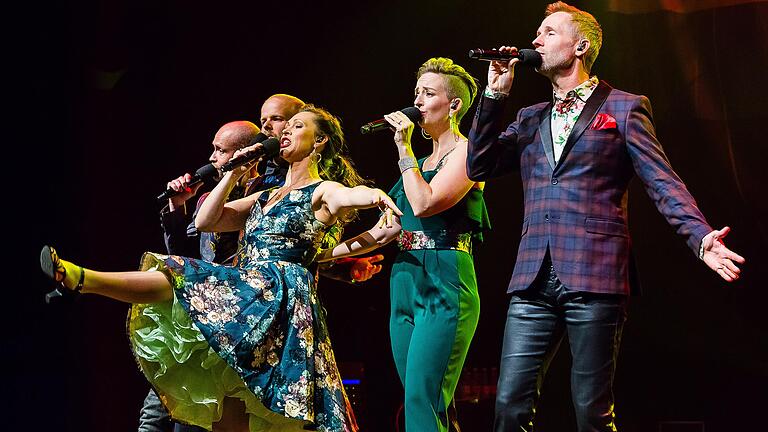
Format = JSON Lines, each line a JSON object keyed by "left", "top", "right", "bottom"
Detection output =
{"left": 537, "top": 51, "right": 575, "bottom": 77}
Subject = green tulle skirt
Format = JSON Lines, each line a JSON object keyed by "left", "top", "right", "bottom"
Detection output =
{"left": 127, "top": 260, "right": 310, "bottom": 431}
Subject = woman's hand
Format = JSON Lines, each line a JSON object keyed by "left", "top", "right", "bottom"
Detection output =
{"left": 488, "top": 45, "right": 519, "bottom": 95}
{"left": 370, "top": 188, "right": 403, "bottom": 228}
{"left": 383, "top": 110, "right": 416, "bottom": 157}
{"left": 227, "top": 143, "right": 265, "bottom": 179}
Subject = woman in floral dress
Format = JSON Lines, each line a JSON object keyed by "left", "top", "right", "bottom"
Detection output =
{"left": 39, "top": 105, "right": 402, "bottom": 432}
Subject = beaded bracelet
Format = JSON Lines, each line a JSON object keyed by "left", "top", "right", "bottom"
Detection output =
{"left": 398, "top": 156, "right": 419, "bottom": 173}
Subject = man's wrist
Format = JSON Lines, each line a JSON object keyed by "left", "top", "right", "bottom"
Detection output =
{"left": 484, "top": 85, "right": 509, "bottom": 100}
{"left": 699, "top": 230, "right": 716, "bottom": 260}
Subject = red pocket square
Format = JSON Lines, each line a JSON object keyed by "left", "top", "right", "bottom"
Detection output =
{"left": 591, "top": 113, "right": 617, "bottom": 130}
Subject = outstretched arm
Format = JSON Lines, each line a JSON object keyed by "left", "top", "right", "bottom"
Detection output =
{"left": 623, "top": 96, "right": 746, "bottom": 282}
{"left": 700, "top": 226, "right": 745, "bottom": 282}
{"left": 317, "top": 214, "right": 402, "bottom": 263}
{"left": 317, "top": 182, "right": 402, "bottom": 223}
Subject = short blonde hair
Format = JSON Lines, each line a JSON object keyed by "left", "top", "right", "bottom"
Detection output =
{"left": 545, "top": 2, "right": 602, "bottom": 73}
{"left": 416, "top": 57, "right": 478, "bottom": 121}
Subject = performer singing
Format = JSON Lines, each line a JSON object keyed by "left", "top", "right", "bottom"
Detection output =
{"left": 466, "top": 2, "right": 745, "bottom": 431}
{"left": 138, "top": 95, "right": 385, "bottom": 432}
{"left": 40, "top": 105, "right": 402, "bottom": 432}
{"left": 322, "top": 57, "right": 489, "bottom": 432}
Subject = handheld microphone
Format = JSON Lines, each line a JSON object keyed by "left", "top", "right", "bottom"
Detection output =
{"left": 468, "top": 48, "right": 542, "bottom": 68}
{"left": 360, "top": 107, "right": 423, "bottom": 135}
{"left": 156, "top": 133, "right": 278, "bottom": 201}
{"left": 219, "top": 137, "right": 281, "bottom": 172}
{"left": 156, "top": 163, "right": 219, "bottom": 201}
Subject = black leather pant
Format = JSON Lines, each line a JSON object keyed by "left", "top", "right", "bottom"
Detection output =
{"left": 494, "top": 256, "right": 627, "bottom": 432}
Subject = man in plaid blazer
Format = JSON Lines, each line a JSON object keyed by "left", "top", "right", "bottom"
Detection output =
{"left": 466, "top": 2, "right": 745, "bottom": 431}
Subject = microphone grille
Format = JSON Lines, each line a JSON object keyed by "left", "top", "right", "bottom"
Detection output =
{"left": 261, "top": 137, "right": 281, "bottom": 158}
{"left": 400, "top": 106, "right": 422, "bottom": 123}
{"left": 517, "top": 49, "right": 542, "bottom": 68}
{"left": 249, "top": 132, "right": 268, "bottom": 145}
{"left": 195, "top": 164, "right": 219, "bottom": 178}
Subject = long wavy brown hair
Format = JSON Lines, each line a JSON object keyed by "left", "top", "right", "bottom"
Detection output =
{"left": 300, "top": 104, "right": 370, "bottom": 223}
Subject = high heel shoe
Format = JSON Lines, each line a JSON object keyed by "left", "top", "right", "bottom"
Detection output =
{"left": 40, "top": 245, "right": 84, "bottom": 303}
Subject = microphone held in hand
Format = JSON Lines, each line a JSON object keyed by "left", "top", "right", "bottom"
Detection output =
{"left": 468, "top": 48, "right": 542, "bottom": 68}
{"left": 156, "top": 134, "right": 279, "bottom": 201}
{"left": 360, "top": 107, "right": 423, "bottom": 135}
{"left": 156, "top": 163, "right": 219, "bottom": 201}
{"left": 219, "top": 137, "right": 281, "bottom": 172}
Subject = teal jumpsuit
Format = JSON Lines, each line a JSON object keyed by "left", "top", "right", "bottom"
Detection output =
{"left": 388, "top": 154, "right": 490, "bottom": 431}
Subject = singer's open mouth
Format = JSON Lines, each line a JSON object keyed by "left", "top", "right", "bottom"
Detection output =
{"left": 280, "top": 137, "right": 291, "bottom": 148}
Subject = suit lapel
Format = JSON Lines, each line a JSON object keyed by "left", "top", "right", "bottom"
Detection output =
{"left": 555, "top": 80, "right": 613, "bottom": 171}
{"left": 538, "top": 103, "right": 555, "bottom": 170}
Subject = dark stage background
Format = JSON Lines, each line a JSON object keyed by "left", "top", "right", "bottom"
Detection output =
{"left": 11, "top": 1, "right": 768, "bottom": 431}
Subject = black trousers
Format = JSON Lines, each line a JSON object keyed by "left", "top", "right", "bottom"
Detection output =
{"left": 494, "top": 256, "right": 627, "bottom": 432}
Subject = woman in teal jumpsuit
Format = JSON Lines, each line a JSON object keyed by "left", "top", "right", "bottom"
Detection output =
{"left": 322, "top": 57, "right": 489, "bottom": 432}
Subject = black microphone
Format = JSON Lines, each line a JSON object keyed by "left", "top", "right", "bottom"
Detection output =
{"left": 360, "top": 106, "right": 423, "bottom": 135}
{"left": 156, "top": 163, "right": 219, "bottom": 201}
{"left": 219, "top": 137, "right": 281, "bottom": 172}
{"left": 156, "top": 133, "right": 276, "bottom": 201}
{"left": 468, "top": 48, "right": 542, "bottom": 67}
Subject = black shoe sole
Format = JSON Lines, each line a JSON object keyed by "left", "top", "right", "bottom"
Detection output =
{"left": 40, "top": 245, "right": 56, "bottom": 281}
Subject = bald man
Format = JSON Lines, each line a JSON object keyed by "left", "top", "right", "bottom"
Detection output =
{"left": 139, "top": 121, "right": 262, "bottom": 432}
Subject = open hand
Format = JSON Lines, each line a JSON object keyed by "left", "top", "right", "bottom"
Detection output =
{"left": 348, "top": 254, "right": 385, "bottom": 282}
{"left": 371, "top": 189, "right": 403, "bottom": 228}
{"left": 701, "top": 226, "right": 745, "bottom": 282}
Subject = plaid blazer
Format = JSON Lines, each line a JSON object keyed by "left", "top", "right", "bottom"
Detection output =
{"left": 467, "top": 81, "right": 713, "bottom": 295}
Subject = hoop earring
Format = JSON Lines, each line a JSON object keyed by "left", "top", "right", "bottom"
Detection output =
{"left": 421, "top": 128, "right": 431, "bottom": 140}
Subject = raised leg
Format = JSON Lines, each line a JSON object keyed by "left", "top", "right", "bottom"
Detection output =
{"left": 40, "top": 245, "right": 173, "bottom": 303}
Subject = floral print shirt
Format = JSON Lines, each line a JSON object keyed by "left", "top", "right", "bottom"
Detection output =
{"left": 551, "top": 75, "right": 599, "bottom": 162}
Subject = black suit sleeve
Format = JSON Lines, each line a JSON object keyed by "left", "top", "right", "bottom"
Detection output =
{"left": 160, "top": 205, "right": 201, "bottom": 258}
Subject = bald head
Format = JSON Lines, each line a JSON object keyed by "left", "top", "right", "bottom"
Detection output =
{"left": 208, "top": 121, "right": 261, "bottom": 168}
{"left": 260, "top": 94, "right": 305, "bottom": 138}
{"left": 217, "top": 121, "right": 261, "bottom": 147}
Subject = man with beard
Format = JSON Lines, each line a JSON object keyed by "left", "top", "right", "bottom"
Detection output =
{"left": 466, "top": 3, "right": 745, "bottom": 431}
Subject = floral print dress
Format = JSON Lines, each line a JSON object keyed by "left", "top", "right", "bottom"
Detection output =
{"left": 128, "top": 181, "right": 358, "bottom": 432}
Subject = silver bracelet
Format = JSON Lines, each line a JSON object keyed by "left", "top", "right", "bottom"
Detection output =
{"left": 398, "top": 156, "right": 419, "bottom": 173}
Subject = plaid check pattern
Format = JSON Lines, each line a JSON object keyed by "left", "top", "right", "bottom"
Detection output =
{"left": 467, "top": 81, "right": 713, "bottom": 295}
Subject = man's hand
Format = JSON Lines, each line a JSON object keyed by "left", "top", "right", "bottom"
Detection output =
{"left": 487, "top": 45, "right": 519, "bottom": 96}
{"left": 347, "top": 254, "right": 385, "bottom": 283}
{"left": 701, "top": 226, "right": 745, "bottom": 282}
{"left": 166, "top": 173, "right": 204, "bottom": 211}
